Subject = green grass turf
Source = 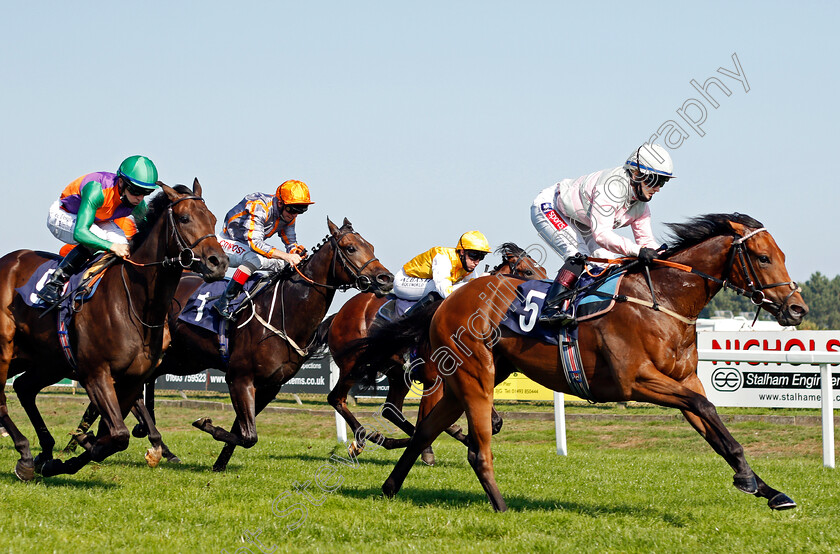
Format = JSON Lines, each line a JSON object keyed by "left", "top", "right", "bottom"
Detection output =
{"left": 0, "top": 394, "right": 837, "bottom": 553}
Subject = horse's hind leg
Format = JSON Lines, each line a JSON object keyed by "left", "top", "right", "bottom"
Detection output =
{"left": 0, "top": 388, "right": 34, "bottom": 481}
{"left": 12, "top": 369, "right": 61, "bottom": 469}
{"left": 132, "top": 398, "right": 180, "bottom": 466}
{"left": 382, "top": 387, "right": 464, "bottom": 499}
{"left": 62, "top": 402, "right": 99, "bottom": 454}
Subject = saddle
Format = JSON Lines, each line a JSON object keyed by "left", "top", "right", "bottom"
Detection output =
{"left": 15, "top": 252, "right": 120, "bottom": 368}
{"left": 177, "top": 271, "right": 280, "bottom": 334}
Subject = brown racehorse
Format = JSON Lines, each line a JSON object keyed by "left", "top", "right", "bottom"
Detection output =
{"left": 132, "top": 217, "right": 393, "bottom": 471}
{"left": 325, "top": 243, "right": 547, "bottom": 464}
{"left": 0, "top": 181, "right": 227, "bottom": 480}
{"left": 359, "top": 214, "right": 808, "bottom": 511}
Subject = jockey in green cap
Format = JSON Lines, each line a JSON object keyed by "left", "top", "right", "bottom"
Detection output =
{"left": 37, "top": 155, "right": 159, "bottom": 305}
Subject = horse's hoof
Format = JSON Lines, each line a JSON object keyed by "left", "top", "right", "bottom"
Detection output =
{"left": 348, "top": 440, "right": 364, "bottom": 457}
{"left": 164, "top": 453, "right": 182, "bottom": 464}
{"left": 32, "top": 453, "right": 52, "bottom": 473}
{"left": 71, "top": 431, "right": 96, "bottom": 452}
{"left": 768, "top": 492, "right": 797, "bottom": 510}
{"left": 421, "top": 452, "right": 435, "bottom": 466}
{"left": 192, "top": 417, "right": 211, "bottom": 430}
{"left": 733, "top": 475, "right": 758, "bottom": 494}
{"left": 382, "top": 480, "right": 398, "bottom": 498}
{"left": 145, "top": 447, "right": 162, "bottom": 469}
{"left": 132, "top": 424, "right": 149, "bottom": 438}
{"left": 39, "top": 459, "right": 62, "bottom": 478}
{"left": 211, "top": 463, "right": 227, "bottom": 473}
{"left": 14, "top": 460, "right": 35, "bottom": 482}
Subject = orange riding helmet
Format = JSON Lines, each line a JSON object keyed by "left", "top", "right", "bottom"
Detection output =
{"left": 276, "top": 180, "right": 315, "bottom": 205}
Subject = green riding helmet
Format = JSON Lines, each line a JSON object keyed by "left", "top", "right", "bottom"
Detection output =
{"left": 117, "top": 155, "right": 159, "bottom": 191}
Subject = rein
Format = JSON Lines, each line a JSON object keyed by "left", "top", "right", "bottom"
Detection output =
{"left": 121, "top": 194, "right": 214, "bottom": 328}
{"left": 292, "top": 230, "right": 380, "bottom": 292}
{"left": 587, "top": 228, "right": 801, "bottom": 324}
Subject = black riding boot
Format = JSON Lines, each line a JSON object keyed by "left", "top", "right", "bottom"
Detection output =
{"left": 214, "top": 278, "right": 245, "bottom": 320}
{"left": 538, "top": 253, "right": 586, "bottom": 327}
{"left": 36, "top": 246, "right": 94, "bottom": 305}
{"left": 403, "top": 290, "right": 443, "bottom": 318}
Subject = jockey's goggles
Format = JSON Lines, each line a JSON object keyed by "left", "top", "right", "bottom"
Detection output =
{"left": 640, "top": 173, "right": 669, "bottom": 190}
{"left": 465, "top": 250, "right": 487, "bottom": 262}
{"left": 124, "top": 181, "right": 155, "bottom": 197}
{"left": 284, "top": 204, "right": 309, "bottom": 215}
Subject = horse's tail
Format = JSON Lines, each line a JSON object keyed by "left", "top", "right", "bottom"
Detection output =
{"left": 352, "top": 299, "right": 443, "bottom": 381}
{"left": 305, "top": 313, "right": 336, "bottom": 360}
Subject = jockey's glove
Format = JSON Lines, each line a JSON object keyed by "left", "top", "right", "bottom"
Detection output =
{"left": 638, "top": 247, "right": 659, "bottom": 265}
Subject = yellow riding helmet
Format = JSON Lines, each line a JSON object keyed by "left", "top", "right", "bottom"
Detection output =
{"left": 276, "top": 180, "right": 315, "bottom": 205}
{"left": 456, "top": 231, "right": 491, "bottom": 253}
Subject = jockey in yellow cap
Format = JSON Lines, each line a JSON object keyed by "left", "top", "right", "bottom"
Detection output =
{"left": 214, "top": 180, "right": 314, "bottom": 320}
{"left": 393, "top": 231, "right": 492, "bottom": 303}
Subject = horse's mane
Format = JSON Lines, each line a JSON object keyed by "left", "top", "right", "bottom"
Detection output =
{"left": 291, "top": 221, "right": 354, "bottom": 273}
{"left": 491, "top": 242, "right": 526, "bottom": 272}
{"left": 662, "top": 213, "right": 764, "bottom": 257}
{"left": 130, "top": 185, "right": 194, "bottom": 248}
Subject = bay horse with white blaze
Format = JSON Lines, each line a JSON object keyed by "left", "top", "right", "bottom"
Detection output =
{"left": 0, "top": 181, "right": 227, "bottom": 480}
{"left": 360, "top": 214, "right": 808, "bottom": 511}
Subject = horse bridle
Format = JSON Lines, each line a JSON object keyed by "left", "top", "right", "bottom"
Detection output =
{"left": 162, "top": 195, "right": 217, "bottom": 271}
{"left": 718, "top": 228, "right": 801, "bottom": 314}
{"left": 295, "top": 229, "right": 381, "bottom": 292}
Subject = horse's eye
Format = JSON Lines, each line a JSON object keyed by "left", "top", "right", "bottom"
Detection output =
{"left": 758, "top": 255, "right": 771, "bottom": 264}
{"left": 526, "top": 270, "right": 533, "bottom": 276}
{"left": 346, "top": 246, "right": 357, "bottom": 254}
{"left": 178, "top": 215, "right": 190, "bottom": 224}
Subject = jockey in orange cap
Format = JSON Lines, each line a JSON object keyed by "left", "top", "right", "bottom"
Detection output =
{"left": 213, "top": 180, "right": 314, "bottom": 320}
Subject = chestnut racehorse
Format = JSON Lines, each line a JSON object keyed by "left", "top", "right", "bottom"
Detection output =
{"left": 325, "top": 243, "right": 546, "bottom": 464}
{"left": 360, "top": 214, "right": 808, "bottom": 511}
{"left": 0, "top": 181, "right": 227, "bottom": 480}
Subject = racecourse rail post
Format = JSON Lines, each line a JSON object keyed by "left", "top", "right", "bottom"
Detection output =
{"left": 697, "top": 349, "right": 838, "bottom": 469}
{"left": 554, "top": 391, "right": 567, "bottom": 456}
{"left": 330, "top": 360, "right": 348, "bottom": 443}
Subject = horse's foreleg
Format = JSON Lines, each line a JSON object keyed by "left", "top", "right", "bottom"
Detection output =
{"left": 676, "top": 375, "right": 795, "bottom": 510}
{"left": 327, "top": 366, "right": 371, "bottom": 456}
{"left": 383, "top": 387, "right": 463, "bottom": 499}
{"left": 462, "top": 390, "right": 507, "bottom": 512}
{"left": 83, "top": 375, "right": 131, "bottom": 463}
{"left": 635, "top": 370, "right": 794, "bottom": 510}
{"left": 12, "top": 370, "right": 59, "bottom": 468}
{"left": 212, "top": 382, "right": 281, "bottom": 472}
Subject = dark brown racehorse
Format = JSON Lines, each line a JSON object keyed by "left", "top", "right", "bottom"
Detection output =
{"left": 325, "top": 243, "right": 547, "bottom": 464}
{"left": 134, "top": 217, "right": 393, "bottom": 471}
{"left": 360, "top": 214, "right": 808, "bottom": 511}
{"left": 0, "top": 181, "right": 227, "bottom": 480}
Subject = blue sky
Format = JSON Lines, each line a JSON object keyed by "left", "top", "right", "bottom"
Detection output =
{"left": 2, "top": 2, "right": 837, "bottom": 313}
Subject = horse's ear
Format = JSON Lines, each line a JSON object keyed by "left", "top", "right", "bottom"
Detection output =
{"left": 327, "top": 217, "right": 339, "bottom": 235}
{"left": 343, "top": 217, "right": 352, "bottom": 228}
{"left": 159, "top": 183, "right": 179, "bottom": 201}
{"left": 192, "top": 178, "right": 202, "bottom": 197}
{"left": 728, "top": 221, "right": 748, "bottom": 237}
